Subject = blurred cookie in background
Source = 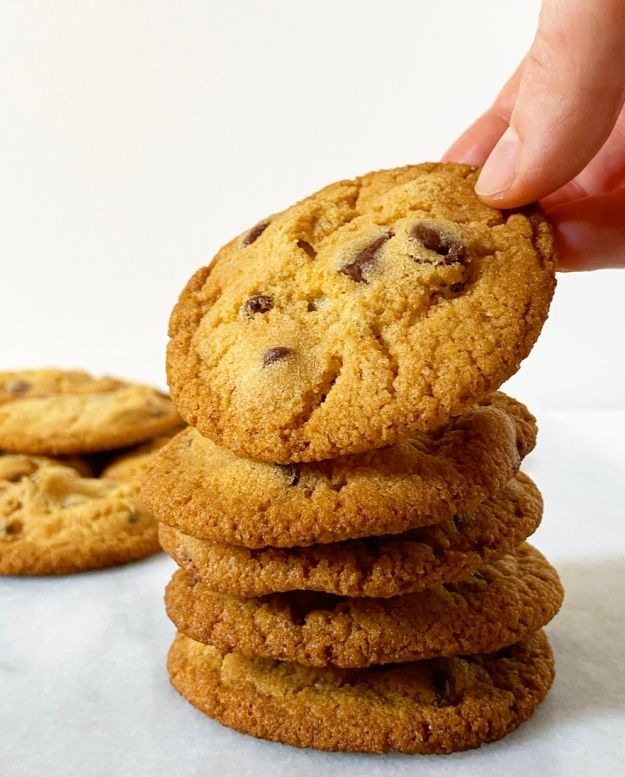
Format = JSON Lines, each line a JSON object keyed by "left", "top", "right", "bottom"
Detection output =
{"left": 0, "top": 369, "right": 181, "bottom": 455}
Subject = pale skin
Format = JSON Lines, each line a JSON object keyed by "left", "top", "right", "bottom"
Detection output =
{"left": 443, "top": 0, "right": 625, "bottom": 270}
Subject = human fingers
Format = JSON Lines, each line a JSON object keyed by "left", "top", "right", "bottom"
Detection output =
{"left": 475, "top": 0, "right": 625, "bottom": 207}
{"left": 547, "top": 190, "right": 625, "bottom": 270}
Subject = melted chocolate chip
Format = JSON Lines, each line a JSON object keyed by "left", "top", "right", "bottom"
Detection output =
{"left": 127, "top": 512, "right": 139, "bottom": 524}
{"left": 297, "top": 240, "right": 317, "bottom": 259}
{"left": 339, "top": 262, "right": 366, "bottom": 283}
{"left": 452, "top": 514, "right": 466, "bottom": 530}
{"left": 277, "top": 463, "right": 300, "bottom": 486}
{"left": 242, "top": 221, "right": 270, "bottom": 246}
{"left": 339, "top": 232, "right": 394, "bottom": 283}
{"left": 263, "top": 347, "right": 292, "bottom": 366}
{"left": 4, "top": 520, "right": 23, "bottom": 536}
{"left": 6, "top": 380, "right": 31, "bottom": 397}
{"left": 431, "top": 666, "right": 460, "bottom": 707}
{"left": 243, "top": 295, "right": 274, "bottom": 317}
{"left": 411, "top": 222, "right": 465, "bottom": 264}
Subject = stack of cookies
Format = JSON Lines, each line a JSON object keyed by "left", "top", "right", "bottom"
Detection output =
{"left": 0, "top": 369, "right": 181, "bottom": 575}
{"left": 143, "top": 163, "right": 563, "bottom": 754}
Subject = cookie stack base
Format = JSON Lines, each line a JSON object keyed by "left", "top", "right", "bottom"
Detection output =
{"left": 168, "top": 630, "right": 554, "bottom": 755}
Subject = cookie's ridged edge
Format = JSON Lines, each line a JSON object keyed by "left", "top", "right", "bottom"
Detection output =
{"left": 158, "top": 472, "right": 543, "bottom": 597}
{"left": 143, "top": 394, "right": 537, "bottom": 548}
{"left": 164, "top": 545, "right": 564, "bottom": 668}
{"left": 167, "top": 630, "right": 555, "bottom": 754}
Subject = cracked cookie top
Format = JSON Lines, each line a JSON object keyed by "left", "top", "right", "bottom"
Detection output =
{"left": 167, "top": 163, "right": 556, "bottom": 463}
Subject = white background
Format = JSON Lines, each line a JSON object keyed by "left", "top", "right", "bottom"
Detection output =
{"left": 1, "top": 2, "right": 624, "bottom": 777}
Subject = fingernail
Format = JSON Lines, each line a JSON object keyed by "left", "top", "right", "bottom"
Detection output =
{"left": 475, "top": 126, "right": 519, "bottom": 198}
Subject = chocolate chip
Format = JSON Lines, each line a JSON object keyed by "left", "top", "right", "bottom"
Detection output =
{"left": 340, "top": 262, "right": 366, "bottom": 283}
{"left": 306, "top": 295, "right": 327, "bottom": 312}
{"left": 263, "top": 347, "right": 292, "bottom": 366}
{"left": 339, "top": 232, "right": 394, "bottom": 283}
{"left": 6, "top": 380, "right": 31, "bottom": 397}
{"left": 242, "top": 221, "right": 270, "bottom": 246}
{"left": 242, "top": 295, "right": 274, "bottom": 317}
{"left": 452, "top": 514, "right": 466, "bottom": 530}
{"left": 411, "top": 222, "right": 465, "bottom": 264}
{"left": 297, "top": 240, "right": 317, "bottom": 259}
{"left": 127, "top": 512, "right": 139, "bottom": 524}
{"left": 449, "top": 281, "right": 466, "bottom": 293}
{"left": 4, "top": 520, "right": 23, "bottom": 536}
{"left": 277, "top": 463, "right": 300, "bottom": 486}
{"left": 431, "top": 666, "right": 460, "bottom": 707}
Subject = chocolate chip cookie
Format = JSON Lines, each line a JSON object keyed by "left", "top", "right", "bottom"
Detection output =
{"left": 164, "top": 544, "right": 563, "bottom": 667}
{"left": 167, "top": 163, "right": 555, "bottom": 462}
{"left": 159, "top": 472, "right": 542, "bottom": 597}
{"left": 168, "top": 629, "right": 555, "bottom": 753}
{"left": 0, "top": 454, "right": 159, "bottom": 574}
{"left": 144, "top": 392, "right": 536, "bottom": 547}
{"left": 0, "top": 369, "right": 181, "bottom": 455}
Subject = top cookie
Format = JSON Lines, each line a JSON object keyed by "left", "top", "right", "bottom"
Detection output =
{"left": 167, "top": 163, "right": 555, "bottom": 463}
{"left": 0, "top": 369, "right": 181, "bottom": 455}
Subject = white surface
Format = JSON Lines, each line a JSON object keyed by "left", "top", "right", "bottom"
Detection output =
{"left": 1, "top": 2, "right": 625, "bottom": 775}
{"left": 0, "top": 0, "right": 624, "bottom": 407}
{"left": 2, "top": 410, "right": 625, "bottom": 776}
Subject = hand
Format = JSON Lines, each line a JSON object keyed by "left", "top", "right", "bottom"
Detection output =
{"left": 443, "top": 0, "right": 625, "bottom": 270}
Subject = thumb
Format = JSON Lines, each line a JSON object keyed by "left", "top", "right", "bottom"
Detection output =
{"left": 476, "top": 0, "right": 625, "bottom": 207}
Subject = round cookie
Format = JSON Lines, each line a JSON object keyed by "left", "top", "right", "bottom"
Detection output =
{"left": 144, "top": 393, "right": 536, "bottom": 547}
{"left": 0, "top": 455, "right": 159, "bottom": 575}
{"left": 0, "top": 369, "right": 181, "bottom": 455}
{"left": 165, "top": 544, "right": 563, "bottom": 668}
{"left": 167, "top": 163, "right": 555, "bottom": 463}
{"left": 160, "top": 472, "right": 542, "bottom": 597}
{"left": 168, "top": 629, "right": 555, "bottom": 754}
{"left": 101, "top": 429, "right": 184, "bottom": 482}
